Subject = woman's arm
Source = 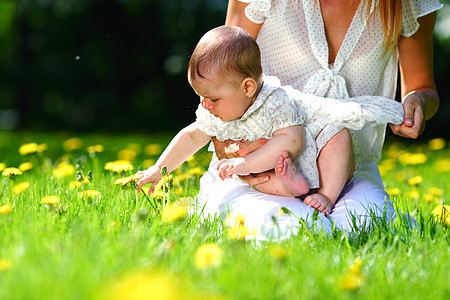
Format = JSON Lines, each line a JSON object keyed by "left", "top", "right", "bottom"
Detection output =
{"left": 225, "top": 0, "right": 262, "bottom": 39}
{"left": 390, "top": 12, "right": 440, "bottom": 139}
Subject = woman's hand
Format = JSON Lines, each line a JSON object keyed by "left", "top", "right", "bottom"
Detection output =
{"left": 212, "top": 137, "right": 270, "bottom": 186}
{"left": 238, "top": 173, "right": 271, "bottom": 186}
{"left": 389, "top": 91, "right": 426, "bottom": 139}
{"left": 211, "top": 137, "right": 269, "bottom": 160}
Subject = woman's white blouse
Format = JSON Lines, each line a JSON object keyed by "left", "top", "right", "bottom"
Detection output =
{"left": 238, "top": 0, "right": 442, "bottom": 166}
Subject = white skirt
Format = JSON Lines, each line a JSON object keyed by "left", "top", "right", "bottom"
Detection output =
{"left": 195, "top": 152, "right": 406, "bottom": 241}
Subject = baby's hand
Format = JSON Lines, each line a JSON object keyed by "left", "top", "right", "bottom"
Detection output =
{"left": 217, "top": 157, "right": 250, "bottom": 180}
{"left": 135, "top": 165, "right": 162, "bottom": 193}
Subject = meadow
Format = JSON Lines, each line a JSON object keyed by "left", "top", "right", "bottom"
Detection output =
{"left": 0, "top": 130, "right": 449, "bottom": 300}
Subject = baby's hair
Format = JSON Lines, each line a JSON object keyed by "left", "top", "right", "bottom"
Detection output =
{"left": 188, "top": 25, "right": 263, "bottom": 85}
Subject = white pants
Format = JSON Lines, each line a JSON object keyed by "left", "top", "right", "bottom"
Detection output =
{"left": 196, "top": 153, "right": 399, "bottom": 241}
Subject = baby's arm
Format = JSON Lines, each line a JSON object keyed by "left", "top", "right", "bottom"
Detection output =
{"left": 136, "top": 123, "right": 211, "bottom": 192}
{"left": 217, "top": 125, "right": 303, "bottom": 180}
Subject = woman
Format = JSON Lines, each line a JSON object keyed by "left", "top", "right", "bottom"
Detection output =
{"left": 196, "top": 0, "right": 442, "bottom": 239}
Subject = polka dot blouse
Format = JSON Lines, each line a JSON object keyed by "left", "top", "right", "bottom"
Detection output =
{"left": 239, "top": 0, "right": 443, "bottom": 165}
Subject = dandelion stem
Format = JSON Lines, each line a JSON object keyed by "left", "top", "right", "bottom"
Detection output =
{"left": 140, "top": 187, "right": 158, "bottom": 212}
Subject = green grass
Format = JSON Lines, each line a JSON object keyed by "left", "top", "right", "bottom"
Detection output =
{"left": 0, "top": 130, "right": 449, "bottom": 300}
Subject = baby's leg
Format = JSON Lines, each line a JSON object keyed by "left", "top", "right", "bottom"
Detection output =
{"left": 275, "top": 150, "right": 310, "bottom": 196}
{"left": 251, "top": 151, "right": 310, "bottom": 197}
{"left": 304, "top": 129, "right": 355, "bottom": 215}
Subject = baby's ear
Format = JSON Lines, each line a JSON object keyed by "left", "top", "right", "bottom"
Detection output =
{"left": 242, "top": 77, "right": 258, "bottom": 97}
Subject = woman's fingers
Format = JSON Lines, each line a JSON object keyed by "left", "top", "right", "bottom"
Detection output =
{"left": 391, "top": 94, "right": 426, "bottom": 139}
{"left": 235, "top": 138, "right": 268, "bottom": 157}
{"left": 239, "top": 174, "right": 270, "bottom": 186}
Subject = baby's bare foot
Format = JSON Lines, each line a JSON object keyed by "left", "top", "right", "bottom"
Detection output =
{"left": 304, "top": 193, "right": 333, "bottom": 215}
{"left": 275, "top": 150, "right": 309, "bottom": 196}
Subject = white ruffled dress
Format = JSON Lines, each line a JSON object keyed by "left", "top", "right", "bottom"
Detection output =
{"left": 195, "top": 76, "right": 404, "bottom": 188}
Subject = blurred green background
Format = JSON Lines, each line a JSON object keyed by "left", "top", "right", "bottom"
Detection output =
{"left": 0, "top": 0, "right": 449, "bottom": 138}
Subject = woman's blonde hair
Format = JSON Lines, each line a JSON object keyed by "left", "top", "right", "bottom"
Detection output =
{"left": 188, "top": 25, "right": 263, "bottom": 85}
{"left": 366, "top": 0, "right": 403, "bottom": 52}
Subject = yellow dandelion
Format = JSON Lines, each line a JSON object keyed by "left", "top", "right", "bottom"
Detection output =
{"left": 104, "top": 160, "right": 134, "bottom": 173}
{"left": 194, "top": 243, "right": 222, "bottom": 270}
{"left": 52, "top": 162, "right": 75, "bottom": 178}
{"left": 226, "top": 213, "right": 248, "bottom": 227}
{"left": 378, "top": 159, "right": 396, "bottom": 176}
{"left": 409, "top": 189, "right": 420, "bottom": 199}
{"left": 117, "top": 148, "right": 137, "bottom": 161}
{"left": 0, "top": 163, "right": 5, "bottom": 172}
{"left": 188, "top": 167, "right": 204, "bottom": 176}
{"left": 399, "top": 152, "right": 427, "bottom": 165}
{"left": 173, "top": 186, "right": 184, "bottom": 194}
{"left": 142, "top": 159, "right": 155, "bottom": 169}
{"left": 41, "top": 196, "right": 60, "bottom": 204}
{"left": 103, "top": 270, "right": 212, "bottom": 300}
{"left": 173, "top": 173, "right": 192, "bottom": 185}
{"left": 38, "top": 143, "right": 48, "bottom": 152}
{"left": 407, "top": 175, "right": 423, "bottom": 186}
{"left": 145, "top": 143, "right": 162, "bottom": 156}
{"left": 63, "top": 137, "right": 83, "bottom": 151}
{"left": 149, "top": 189, "right": 168, "bottom": 200}
{"left": 70, "top": 180, "right": 82, "bottom": 189}
{"left": 386, "top": 188, "right": 400, "bottom": 196}
{"left": 268, "top": 245, "right": 287, "bottom": 260}
{"left": 18, "top": 142, "right": 39, "bottom": 155}
{"left": 0, "top": 259, "right": 12, "bottom": 272}
{"left": 19, "top": 162, "right": 33, "bottom": 172}
{"left": 428, "top": 187, "right": 443, "bottom": 197}
{"left": 2, "top": 167, "right": 22, "bottom": 178}
{"left": 126, "top": 143, "right": 142, "bottom": 153}
{"left": 78, "top": 190, "right": 101, "bottom": 199}
{"left": 339, "top": 272, "right": 364, "bottom": 291}
{"left": 114, "top": 175, "right": 137, "bottom": 189}
{"left": 424, "top": 194, "right": 434, "bottom": 203}
{"left": 69, "top": 177, "right": 90, "bottom": 189}
{"left": 348, "top": 257, "right": 363, "bottom": 275}
{"left": 225, "top": 213, "right": 256, "bottom": 240}
{"left": 152, "top": 173, "right": 173, "bottom": 194}
{"left": 13, "top": 182, "right": 30, "bottom": 195}
{"left": 431, "top": 205, "right": 450, "bottom": 226}
{"left": 57, "top": 154, "right": 73, "bottom": 163}
{"left": 385, "top": 147, "right": 399, "bottom": 159}
{"left": 227, "top": 224, "right": 256, "bottom": 240}
{"left": 0, "top": 204, "right": 12, "bottom": 215}
{"left": 161, "top": 204, "right": 188, "bottom": 222}
{"left": 435, "top": 158, "right": 450, "bottom": 173}
{"left": 87, "top": 144, "right": 104, "bottom": 154}
{"left": 275, "top": 207, "right": 287, "bottom": 217}
{"left": 428, "top": 138, "right": 446, "bottom": 151}
{"left": 114, "top": 175, "right": 136, "bottom": 185}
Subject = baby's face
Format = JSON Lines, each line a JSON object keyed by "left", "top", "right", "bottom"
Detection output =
{"left": 191, "top": 76, "right": 254, "bottom": 122}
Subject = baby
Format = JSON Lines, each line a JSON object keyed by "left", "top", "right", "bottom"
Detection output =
{"left": 135, "top": 26, "right": 404, "bottom": 215}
